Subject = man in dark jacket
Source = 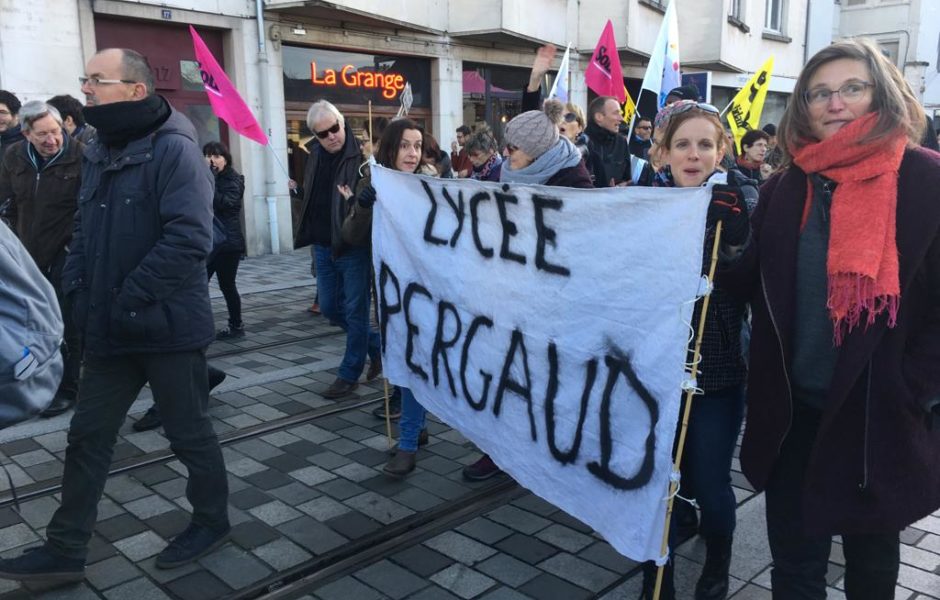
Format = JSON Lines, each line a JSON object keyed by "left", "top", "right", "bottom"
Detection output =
{"left": 585, "top": 96, "right": 631, "bottom": 187}
{"left": 0, "top": 100, "right": 83, "bottom": 417}
{"left": 0, "top": 48, "right": 229, "bottom": 585}
{"left": 294, "top": 100, "right": 380, "bottom": 398}
{"left": 0, "top": 90, "right": 22, "bottom": 166}
{"left": 628, "top": 116, "right": 653, "bottom": 159}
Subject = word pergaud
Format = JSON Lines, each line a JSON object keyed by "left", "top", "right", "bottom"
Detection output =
{"left": 309, "top": 61, "right": 406, "bottom": 99}
{"left": 377, "top": 260, "right": 660, "bottom": 492}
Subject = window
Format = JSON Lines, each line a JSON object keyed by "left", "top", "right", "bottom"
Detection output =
{"left": 730, "top": 0, "right": 744, "bottom": 19}
{"left": 845, "top": 0, "right": 867, "bottom": 5}
{"left": 764, "top": 0, "right": 784, "bottom": 33}
{"left": 879, "top": 40, "right": 900, "bottom": 66}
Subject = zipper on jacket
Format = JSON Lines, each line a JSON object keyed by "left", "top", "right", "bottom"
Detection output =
{"left": 761, "top": 269, "right": 794, "bottom": 457}
{"left": 860, "top": 361, "right": 872, "bottom": 492}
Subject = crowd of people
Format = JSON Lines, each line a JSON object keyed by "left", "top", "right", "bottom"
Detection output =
{"left": 0, "top": 37, "right": 937, "bottom": 600}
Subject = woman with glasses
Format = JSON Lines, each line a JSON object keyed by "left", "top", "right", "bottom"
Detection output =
{"left": 722, "top": 39, "right": 940, "bottom": 599}
{"left": 636, "top": 99, "right": 752, "bottom": 600}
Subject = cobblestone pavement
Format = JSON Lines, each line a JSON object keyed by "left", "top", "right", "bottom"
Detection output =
{"left": 0, "top": 249, "right": 937, "bottom": 599}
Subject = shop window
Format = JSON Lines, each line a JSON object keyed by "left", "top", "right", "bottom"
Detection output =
{"left": 180, "top": 60, "right": 204, "bottom": 92}
{"left": 462, "top": 63, "right": 532, "bottom": 145}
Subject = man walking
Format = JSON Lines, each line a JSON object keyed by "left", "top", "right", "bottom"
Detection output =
{"left": 0, "top": 101, "right": 84, "bottom": 417}
{"left": 47, "top": 95, "right": 97, "bottom": 145}
{"left": 294, "top": 100, "right": 380, "bottom": 399}
{"left": 0, "top": 48, "right": 230, "bottom": 584}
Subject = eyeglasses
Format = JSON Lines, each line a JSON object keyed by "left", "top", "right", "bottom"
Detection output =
{"left": 804, "top": 81, "right": 873, "bottom": 106}
{"left": 79, "top": 76, "right": 137, "bottom": 87}
{"left": 563, "top": 112, "right": 578, "bottom": 123}
{"left": 636, "top": 125, "right": 652, "bottom": 130}
{"left": 314, "top": 122, "right": 341, "bottom": 139}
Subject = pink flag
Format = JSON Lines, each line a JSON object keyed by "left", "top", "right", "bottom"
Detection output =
{"left": 190, "top": 26, "right": 268, "bottom": 145}
{"left": 584, "top": 20, "right": 626, "bottom": 103}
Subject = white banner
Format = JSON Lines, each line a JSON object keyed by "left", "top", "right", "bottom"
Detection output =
{"left": 371, "top": 167, "right": 709, "bottom": 562}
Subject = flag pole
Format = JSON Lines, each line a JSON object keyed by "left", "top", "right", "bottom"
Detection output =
{"left": 653, "top": 221, "right": 723, "bottom": 600}
{"left": 265, "top": 143, "right": 291, "bottom": 179}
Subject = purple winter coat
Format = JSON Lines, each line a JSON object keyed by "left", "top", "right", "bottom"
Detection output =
{"left": 721, "top": 146, "right": 940, "bottom": 535}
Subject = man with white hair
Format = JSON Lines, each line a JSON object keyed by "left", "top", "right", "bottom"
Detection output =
{"left": 294, "top": 100, "right": 381, "bottom": 398}
{"left": 0, "top": 100, "right": 83, "bottom": 417}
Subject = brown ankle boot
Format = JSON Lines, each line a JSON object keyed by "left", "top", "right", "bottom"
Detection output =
{"left": 383, "top": 450, "right": 416, "bottom": 477}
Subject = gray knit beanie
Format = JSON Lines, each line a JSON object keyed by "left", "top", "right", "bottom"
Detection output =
{"left": 505, "top": 99, "right": 564, "bottom": 160}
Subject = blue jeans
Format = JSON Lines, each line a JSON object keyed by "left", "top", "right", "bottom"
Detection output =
{"left": 313, "top": 245, "right": 380, "bottom": 382}
{"left": 677, "top": 384, "right": 745, "bottom": 538}
{"left": 398, "top": 387, "right": 427, "bottom": 452}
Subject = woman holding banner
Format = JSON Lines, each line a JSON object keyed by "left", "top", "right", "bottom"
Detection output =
{"left": 342, "top": 118, "right": 431, "bottom": 477}
{"left": 640, "top": 99, "right": 752, "bottom": 600}
{"left": 722, "top": 39, "right": 940, "bottom": 599}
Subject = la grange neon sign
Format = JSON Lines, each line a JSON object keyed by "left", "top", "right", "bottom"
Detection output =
{"left": 310, "top": 61, "right": 406, "bottom": 100}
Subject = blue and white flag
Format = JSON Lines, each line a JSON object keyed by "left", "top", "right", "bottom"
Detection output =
{"left": 640, "top": 0, "right": 681, "bottom": 109}
{"left": 548, "top": 44, "right": 571, "bottom": 103}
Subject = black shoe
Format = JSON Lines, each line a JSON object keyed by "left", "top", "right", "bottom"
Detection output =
{"left": 0, "top": 545, "right": 84, "bottom": 583}
{"left": 372, "top": 393, "right": 402, "bottom": 420}
{"left": 322, "top": 377, "right": 358, "bottom": 400}
{"left": 40, "top": 395, "right": 76, "bottom": 418}
{"left": 216, "top": 324, "right": 245, "bottom": 340}
{"left": 695, "top": 535, "right": 733, "bottom": 600}
{"left": 155, "top": 523, "right": 230, "bottom": 570}
{"left": 640, "top": 559, "right": 675, "bottom": 600}
{"left": 462, "top": 454, "right": 502, "bottom": 481}
{"left": 132, "top": 406, "right": 162, "bottom": 432}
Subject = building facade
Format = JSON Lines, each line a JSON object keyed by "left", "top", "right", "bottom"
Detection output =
{"left": 0, "top": 0, "right": 827, "bottom": 256}
{"left": 836, "top": 0, "right": 940, "bottom": 120}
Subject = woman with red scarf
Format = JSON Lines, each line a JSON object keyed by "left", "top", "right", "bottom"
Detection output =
{"left": 722, "top": 39, "right": 940, "bottom": 599}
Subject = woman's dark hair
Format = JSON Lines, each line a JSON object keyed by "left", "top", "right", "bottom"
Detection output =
{"left": 422, "top": 132, "right": 442, "bottom": 161}
{"left": 375, "top": 118, "right": 422, "bottom": 171}
{"left": 740, "top": 129, "right": 770, "bottom": 150}
{"left": 202, "top": 141, "right": 232, "bottom": 168}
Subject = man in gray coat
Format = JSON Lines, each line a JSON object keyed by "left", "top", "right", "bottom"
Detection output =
{"left": 0, "top": 48, "right": 229, "bottom": 584}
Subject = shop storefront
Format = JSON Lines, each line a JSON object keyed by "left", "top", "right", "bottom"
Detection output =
{"left": 281, "top": 45, "right": 432, "bottom": 183}
{"left": 461, "top": 62, "right": 531, "bottom": 144}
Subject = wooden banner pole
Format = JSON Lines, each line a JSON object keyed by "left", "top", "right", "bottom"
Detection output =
{"left": 653, "top": 220, "right": 724, "bottom": 600}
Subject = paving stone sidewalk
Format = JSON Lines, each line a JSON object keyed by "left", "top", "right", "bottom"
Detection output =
{"left": 0, "top": 249, "right": 936, "bottom": 599}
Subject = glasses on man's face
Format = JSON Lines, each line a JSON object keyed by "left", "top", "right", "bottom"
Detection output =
{"left": 315, "top": 122, "right": 341, "bottom": 139}
{"left": 804, "top": 81, "right": 873, "bottom": 106}
{"left": 636, "top": 125, "right": 652, "bottom": 131}
{"left": 79, "top": 76, "right": 137, "bottom": 87}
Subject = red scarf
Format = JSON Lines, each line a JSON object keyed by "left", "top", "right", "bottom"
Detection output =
{"left": 790, "top": 113, "right": 905, "bottom": 345}
{"left": 735, "top": 156, "right": 762, "bottom": 172}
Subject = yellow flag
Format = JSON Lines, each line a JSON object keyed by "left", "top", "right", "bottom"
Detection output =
{"left": 727, "top": 56, "right": 774, "bottom": 154}
{"left": 623, "top": 86, "right": 637, "bottom": 124}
